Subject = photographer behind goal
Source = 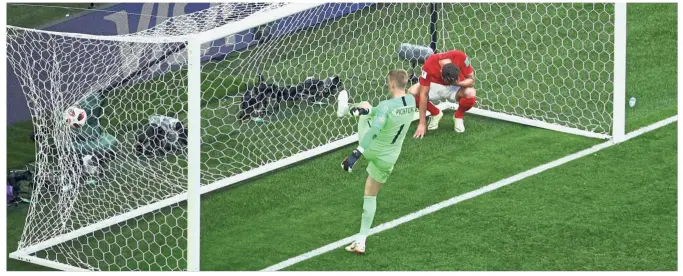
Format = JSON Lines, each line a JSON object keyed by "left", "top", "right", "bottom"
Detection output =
{"left": 237, "top": 74, "right": 344, "bottom": 121}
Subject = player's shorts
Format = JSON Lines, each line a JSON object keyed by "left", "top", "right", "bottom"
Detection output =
{"left": 428, "top": 83, "right": 461, "bottom": 102}
{"left": 363, "top": 150, "right": 395, "bottom": 184}
{"left": 365, "top": 156, "right": 394, "bottom": 184}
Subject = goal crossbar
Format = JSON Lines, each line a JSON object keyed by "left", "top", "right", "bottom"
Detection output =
{"left": 6, "top": 3, "right": 324, "bottom": 44}
{"left": 193, "top": 3, "right": 325, "bottom": 44}
{"left": 6, "top": 25, "right": 187, "bottom": 43}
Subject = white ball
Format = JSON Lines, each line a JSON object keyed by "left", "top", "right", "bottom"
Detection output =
{"left": 64, "top": 106, "right": 87, "bottom": 128}
{"left": 629, "top": 97, "right": 637, "bottom": 107}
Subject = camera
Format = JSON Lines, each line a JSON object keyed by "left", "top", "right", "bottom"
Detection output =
{"left": 135, "top": 115, "right": 188, "bottom": 157}
{"left": 7, "top": 167, "right": 33, "bottom": 206}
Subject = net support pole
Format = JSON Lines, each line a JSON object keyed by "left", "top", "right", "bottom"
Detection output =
{"left": 612, "top": 2, "right": 627, "bottom": 143}
{"left": 186, "top": 40, "right": 202, "bottom": 271}
{"left": 429, "top": 3, "right": 438, "bottom": 52}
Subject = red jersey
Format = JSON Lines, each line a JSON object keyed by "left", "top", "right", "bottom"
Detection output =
{"left": 419, "top": 50, "right": 473, "bottom": 86}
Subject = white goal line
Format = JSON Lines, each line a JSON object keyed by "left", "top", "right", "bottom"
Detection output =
{"left": 262, "top": 115, "right": 678, "bottom": 271}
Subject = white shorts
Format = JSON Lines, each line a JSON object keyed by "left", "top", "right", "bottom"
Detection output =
{"left": 428, "top": 83, "right": 461, "bottom": 103}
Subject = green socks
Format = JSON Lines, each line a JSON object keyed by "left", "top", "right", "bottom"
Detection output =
{"left": 358, "top": 196, "right": 377, "bottom": 245}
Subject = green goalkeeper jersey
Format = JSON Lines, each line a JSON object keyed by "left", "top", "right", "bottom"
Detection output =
{"left": 359, "top": 95, "right": 417, "bottom": 164}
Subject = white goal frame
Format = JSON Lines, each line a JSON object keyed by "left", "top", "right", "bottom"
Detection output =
{"left": 8, "top": 2, "right": 627, "bottom": 271}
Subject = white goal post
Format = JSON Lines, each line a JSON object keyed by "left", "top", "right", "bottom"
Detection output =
{"left": 7, "top": 2, "right": 626, "bottom": 271}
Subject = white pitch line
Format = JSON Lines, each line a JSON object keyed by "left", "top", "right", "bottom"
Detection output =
{"left": 262, "top": 115, "right": 678, "bottom": 271}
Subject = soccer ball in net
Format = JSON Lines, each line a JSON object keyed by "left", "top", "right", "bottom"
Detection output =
{"left": 64, "top": 106, "right": 87, "bottom": 128}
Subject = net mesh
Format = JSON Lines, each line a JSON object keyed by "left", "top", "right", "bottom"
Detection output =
{"left": 7, "top": 3, "right": 615, "bottom": 271}
{"left": 440, "top": 3, "right": 614, "bottom": 134}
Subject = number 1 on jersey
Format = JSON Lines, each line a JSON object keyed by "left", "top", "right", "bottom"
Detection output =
{"left": 391, "top": 124, "right": 405, "bottom": 144}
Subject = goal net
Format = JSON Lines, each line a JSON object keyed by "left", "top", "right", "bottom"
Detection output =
{"left": 7, "top": 2, "right": 624, "bottom": 271}
{"left": 438, "top": 3, "right": 617, "bottom": 137}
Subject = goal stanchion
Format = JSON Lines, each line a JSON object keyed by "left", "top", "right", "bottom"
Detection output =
{"left": 186, "top": 39, "right": 202, "bottom": 272}
{"left": 612, "top": 2, "right": 627, "bottom": 143}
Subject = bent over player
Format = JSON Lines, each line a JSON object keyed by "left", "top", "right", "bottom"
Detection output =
{"left": 410, "top": 49, "right": 476, "bottom": 138}
{"left": 335, "top": 69, "right": 416, "bottom": 254}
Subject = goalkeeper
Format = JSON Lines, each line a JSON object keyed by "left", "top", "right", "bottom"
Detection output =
{"left": 336, "top": 69, "right": 416, "bottom": 254}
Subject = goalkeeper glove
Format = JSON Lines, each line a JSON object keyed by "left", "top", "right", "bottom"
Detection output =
{"left": 341, "top": 148, "right": 363, "bottom": 172}
{"left": 349, "top": 107, "right": 370, "bottom": 116}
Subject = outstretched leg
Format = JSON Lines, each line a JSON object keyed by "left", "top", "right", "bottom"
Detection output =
{"left": 356, "top": 101, "right": 373, "bottom": 141}
{"left": 338, "top": 96, "right": 374, "bottom": 145}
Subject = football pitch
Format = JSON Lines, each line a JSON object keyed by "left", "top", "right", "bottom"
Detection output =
{"left": 5, "top": 3, "right": 678, "bottom": 271}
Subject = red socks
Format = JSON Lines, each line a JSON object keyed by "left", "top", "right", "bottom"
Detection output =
{"left": 413, "top": 94, "right": 441, "bottom": 116}
{"left": 412, "top": 93, "right": 475, "bottom": 118}
{"left": 427, "top": 101, "right": 440, "bottom": 116}
{"left": 455, "top": 97, "right": 476, "bottom": 119}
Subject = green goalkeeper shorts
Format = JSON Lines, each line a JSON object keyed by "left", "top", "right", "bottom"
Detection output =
{"left": 364, "top": 151, "right": 395, "bottom": 184}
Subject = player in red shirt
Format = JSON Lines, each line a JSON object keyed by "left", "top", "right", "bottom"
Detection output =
{"left": 409, "top": 49, "right": 477, "bottom": 138}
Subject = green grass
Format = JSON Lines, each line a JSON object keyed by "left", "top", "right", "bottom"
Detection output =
{"left": 6, "top": 3, "right": 677, "bottom": 271}
{"left": 6, "top": 121, "right": 36, "bottom": 169}
{"left": 196, "top": 114, "right": 600, "bottom": 271}
{"left": 624, "top": 4, "right": 678, "bottom": 131}
{"left": 288, "top": 123, "right": 677, "bottom": 271}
